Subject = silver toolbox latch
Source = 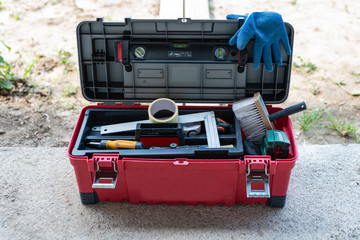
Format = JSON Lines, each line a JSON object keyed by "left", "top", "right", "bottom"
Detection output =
{"left": 246, "top": 160, "right": 270, "bottom": 198}
{"left": 92, "top": 156, "right": 118, "bottom": 189}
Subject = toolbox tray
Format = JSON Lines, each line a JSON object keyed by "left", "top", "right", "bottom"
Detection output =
{"left": 72, "top": 106, "right": 243, "bottom": 158}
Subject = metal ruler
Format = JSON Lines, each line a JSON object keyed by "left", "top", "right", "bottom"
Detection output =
{"left": 92, "top": 111, "right": 220, "bottom": 148}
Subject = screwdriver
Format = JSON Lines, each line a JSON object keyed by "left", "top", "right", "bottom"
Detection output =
{"left": 87, "top": 140, "right": 144, "bottom": 149}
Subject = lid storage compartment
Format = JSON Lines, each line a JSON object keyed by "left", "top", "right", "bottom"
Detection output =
{"left": 77, "top": 18, "right": 294, "bottom": 104}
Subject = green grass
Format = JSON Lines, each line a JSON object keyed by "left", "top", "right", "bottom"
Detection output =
{"left": 0, "top": 56, "right": 18, "bottom": 90}
{"left": 104, "top": 15, "right": 113, "bottom": 21}
{"left": 1, "top": 40, "right": 11, "bottom": 51}
{"left": 0, "top": 1, "right": 5, "bottom": 10}
{"left": 1, "top": 41, "right": 35, "bottom": 91}
{"left": 353, "top": 70, "right": 360, "bottom": 76}
{"left": 54, "top": 48, "right": 72, "bottom": 59}
{"left": 62, "top": 83, "right": 77, "bottom": 97}
{"left": 23, "top": 63, "right": 33, "bottom": 78}
{"left": 293, "top": 56, "right": 317, "bottom": 74}
{"left": 51, "top": 0, "right": 62, "bottom": 5}
{"left": 353, "top": 70, "right": 360, "bottom": 83}
{"left": 311, "top": 83, "right": 320, "bottom": 95}
{"left": 13, "top": 14, "right": 20, "bottom": 21}
{"left": 65, "top": 102, "right": 75, "bottom": 109}
{"left": 297, "top": 108, "right": 325, "bottom": 131}
{"left": 1, "top": 41, "right": 17, "bottom": 90}
{"left": 326, "top": 113, "right": 358, "bottom": 142}
{"left": 53, "top": 48, "right": 74, "bottom": 73}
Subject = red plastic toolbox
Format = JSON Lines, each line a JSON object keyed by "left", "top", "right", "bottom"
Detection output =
{"left": 68, "top": 17, "right": 296, "bottom": 208}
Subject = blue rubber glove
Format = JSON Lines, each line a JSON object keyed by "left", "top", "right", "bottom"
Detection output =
{"left": 227, "top": 12, "right": 291, "bottom": 72}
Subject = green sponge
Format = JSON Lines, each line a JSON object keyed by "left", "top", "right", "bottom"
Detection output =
{"left": 261, "top": 130, "right": 290, "bottom": 159}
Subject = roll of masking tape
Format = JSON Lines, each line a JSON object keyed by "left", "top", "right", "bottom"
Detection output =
{"left": 148, "top": 98, "right": 178, "bottom": 123}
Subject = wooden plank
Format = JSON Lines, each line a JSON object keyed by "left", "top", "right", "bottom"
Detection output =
{"left": 184, "top": 0, "right": 210, "bottom": 19}
{"left": 159, "top": 0, "right": 184, "bottom": 18}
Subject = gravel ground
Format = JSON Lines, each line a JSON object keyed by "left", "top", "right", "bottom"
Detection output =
{"left": 0, "top": 144, "right": 359, "bottom": 239}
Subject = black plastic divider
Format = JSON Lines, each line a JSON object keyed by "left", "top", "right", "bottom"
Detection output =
{"left": 72, "top": 107, "right": 243, "bottom": 159}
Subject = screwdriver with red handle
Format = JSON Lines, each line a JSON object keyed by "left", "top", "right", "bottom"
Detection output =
{"left": 87, "top": 140, "right": 144, "bottom": 149}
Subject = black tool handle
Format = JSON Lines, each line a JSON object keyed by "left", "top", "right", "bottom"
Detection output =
{"left": 269, "top": 102, "right": 307, "bottom": 122}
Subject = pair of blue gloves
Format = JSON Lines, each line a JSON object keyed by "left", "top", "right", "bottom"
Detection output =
{"left": 227, "top": 12, "right": 291, "bottom": 72}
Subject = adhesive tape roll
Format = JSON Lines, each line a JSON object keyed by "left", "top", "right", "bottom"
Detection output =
{"left": 148, "top": 98, "right": 178, "bottom": 123}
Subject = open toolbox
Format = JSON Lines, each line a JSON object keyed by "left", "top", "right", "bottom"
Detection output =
{"left": 68, "top": 17, "right": 297, "bottom": 208}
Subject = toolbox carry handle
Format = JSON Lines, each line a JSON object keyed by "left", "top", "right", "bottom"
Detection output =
{"left": 92, "top": 177, "right": 117, "bottom": 189}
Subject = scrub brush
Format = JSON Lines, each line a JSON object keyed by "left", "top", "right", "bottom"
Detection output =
{"left": 233, "top": 92, "right": 306, "bottom": 144}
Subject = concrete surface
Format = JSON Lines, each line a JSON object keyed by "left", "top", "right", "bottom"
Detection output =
{"left": 0, "top": 144, "right": 359, "bottom": 240}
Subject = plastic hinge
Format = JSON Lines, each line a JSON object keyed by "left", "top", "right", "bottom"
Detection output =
{"left": 245, "top": 157, "right": 271, "bottom": 198}
{"left": 92, "top": 154, "right": 119, "bottom": 189}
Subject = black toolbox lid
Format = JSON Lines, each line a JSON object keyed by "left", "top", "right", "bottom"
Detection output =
{"left": 76, "top": 17, "right": 294, "bottom": 104}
